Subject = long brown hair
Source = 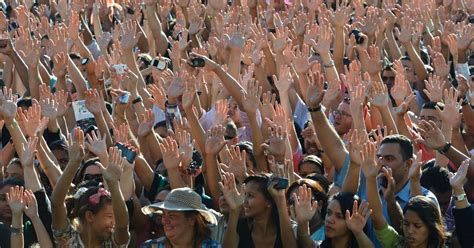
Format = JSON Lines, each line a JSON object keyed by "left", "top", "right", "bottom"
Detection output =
{"left": 184, "top": 211, "right": 212, "bottom": 246}
{"left": 403, "top": 196, "right": 446, "bottom": 248}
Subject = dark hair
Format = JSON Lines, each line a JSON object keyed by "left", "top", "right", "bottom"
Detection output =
{"left": 306, "top": 173, "right": 330, "bottom": 193}
{"left": 298, "top": 155, "right": 324, "bottom": 175}
{"left": 287, "top": 178, "right": 328, "bottom": 218}
{"left": 420, "top": 166, "right": 451, "bottom": 194}
{"left": 49, "top": 139, "right": 68, "bottom": 151}
{"left": 74, "top": 158, "right": 100, "bottom": 185}
{"left": 380, "top": 135, "right": 414, "bottom": 161}
{"left": 322, "top": 192, "right": 362, "bottom": 248}
{"left": 422, "top": 101, "right": 445, "bottom": 110}
{"left": 236, "top": 141, "right": 256, "bottom": 170}
{"left": 65, "top": 186, "right": 112, "bottom": 220}
{"left": 0, "top": 177, "right": 24, "bottom": 191}
{"left": 243, "top": 174, "right": 279, "bottom": 223}
{"left": 154, "top": 120, "right": 167, "bottom": 130}
{"left": 403, "top": 196, "right": 446, "bottom": 247}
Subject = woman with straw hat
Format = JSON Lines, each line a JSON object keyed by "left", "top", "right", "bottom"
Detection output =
{"left": 140, "top": 187, "right": 220, "bottom": 248}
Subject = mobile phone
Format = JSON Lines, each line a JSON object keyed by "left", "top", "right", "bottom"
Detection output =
{"left": 186, "top": 160, "right": 201, "bottom": 175}
{"left": 270, "top": 176, "right": 289, "bottom": 190}
{"left": 116, "top": 143, "right": 137, "bottom": 163}
{"left": 189, "top": 57, "right": 205, "bottom": 68}
{"left": 151, "top": 57, "right": 167, "bottom": 70}
{"left": 81, "top": 57, "right": 89, "bottom": 65}
{"left": 118, "top": 92, "right": 130, "bottom": 104}
{"left": 112, "top": 64, "right": 128, "bottom": 75}
{"left": 381, "top": 176, "right": 388, "bottom": 188}
{"left": 350, "top": 29, "right": 365, "bottom": 45}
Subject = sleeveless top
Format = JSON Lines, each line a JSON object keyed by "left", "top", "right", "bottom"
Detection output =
{"left": 236, "top": 218, "right": 283, "bottom": 248}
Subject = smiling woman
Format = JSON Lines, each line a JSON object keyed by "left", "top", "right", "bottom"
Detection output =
{"left": 140, "top": 187, "right": 220, "bottom": 248}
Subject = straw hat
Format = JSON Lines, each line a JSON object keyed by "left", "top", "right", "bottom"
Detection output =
{"left": 141, "top": 187, "right": 217, "bottom": 226}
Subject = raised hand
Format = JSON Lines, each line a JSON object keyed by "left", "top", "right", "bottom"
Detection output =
{"left": 359, "top": 45, "right": 382, "bottom": 76}
{"left": 40, "top": 97, "right": 59, "bottom": 120}
{"left": 52, "top": 53, "right": 68, "bottom": 77}
{"left": 260, "top": 91, "right": 276, "bottom": 120}
{"left": 270, "top": 26, "right": 289, "bottom": 54}
{"left": 218, "top": 172, "right": 245, "bottom": 210}
{"left": 205, "top": 125, "right": 226, "bottom": 155}
{"left": 137, "top": 109, "right": 155, "bottom": 138}
{"left": 167, "top": 71, "right": 188, "bottom": 98}
{"left": 449, "top": 159, "right": 470, "bottom": 191}
{"left": 292, "top": 45, "right": 314, "bottom": 74}
{"left": 20, "top": 136, "right": 38, "bottom": 168}
{"left": 390, "top": 62, "right": 410, "bottom": 103}
{"left": 7, "top": 186, "right": 25, "bottom": 215}
{"left": 19, "top": 103, "right": 49, "bottom": 137}
{"left": 85, "top": 130, "right": 107, "bottom": 157}
{"left": 432, "top": 52, "right": 450, "bottom": 78}
{"left": 181, "top": 79, "right": 197, "bottom": 110}
{"left": 103, "top": 147, "right": 125, "bottom": 182}
{"left": 408, "top": 150, "right": 423, "bottom": 181}
{"left": 159, "top": 136, "right": 184, "bottom": 170}
{"left": 423, "top": 74, "right": 446, "bottom": 103}
{"left": 293, "top": 184, "right": 318, "bottom": 224}
{"left": 213, "top": 99, "right": 229, "bottom": 127}
{"left": 369, "top": 81, "right": 389, "bottom": 108}
{"left": 23, "top": 189, "right": 39, "bottom": 219}
{"left": 120, "top": 20, "right": 141, "bottom": 50}
{"left": 311, "top": 22, "right": 333, "bottom": 55}
{"left": 273, "top": 65, "right": 292, "bottom": 93}
{"left": 261, "top": 125, "right": 287, "bottom": 160}
{"left": 67, "top": 127, "right": 85, "bottom": 163}
{"left": 221, "top": 146, "right": 248, "bottom": 181}
{"left": 345, "top": 200, "right": 372, "bottom": 234}
{"left": 176, "top": 130, "right": 195, "bottom": 167}
{"left": 0, "top": 87, "right": 18, "bottom": 124}
{"left": 84, "top": 89, "right": 104, "bottom": 115}
{"left": 347, "top": 129, "right": 369, "bottom": 165}
{"left": 416, "top": 120, "right": 446, "bottom": 150}
{"left": 360, "top": 141, "right": 380, "bottom": 178}
{"left": 436, "top": 87, "right": 462, "bottom": 128}
{"left": 305, "top": 70, "right": 326, "bottom": 108}
{"left": 148, "top": 81, "right": 167, "bottom": 110}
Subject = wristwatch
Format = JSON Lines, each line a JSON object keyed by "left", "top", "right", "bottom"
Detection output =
{"left": 454, "top": 193, "right": 466, "bottom": 202}
{"left": 437, "top": 142, "right": 452, "bottom": 155}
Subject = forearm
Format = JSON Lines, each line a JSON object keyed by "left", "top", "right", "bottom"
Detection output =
{"left": 134, "top": 156, "right": 155, "bottom": 191}
{"left": 341, "top": 162, "right": 360, "bottom": 194}
{"left": 11, "top": 49, "right": 30, "bottom": 88}
{"left": 37, "top": 137, "right": 62, "bottom": 187}
{"left": 319, "top": 52, "right": 340, "bottom": 85}
{"left": 310, "top": 111, "right": 348, "bottom": 171}
{"left": 376, "top": 106, "right": 398, "bottom": 134}
{"left": 67, "top": 57, "right": 88, "bottom": 100}
{"left": 451, "top": 127, "right": 469, "bottom": 156}
{"left": 223, "top": 208, "right": 240, "bottom": 248}
{"left": 119, "top": 170, "right": 135, "bottom": 201}
{"left": 30, "top": 216, "right": 53, "bottom": 248}
{"left": 10, "top": 213, "right": 24, "bottom": 248}
{"left": 248, "top": 111, "right": 267, "bottom": 171}
{"left": 296, "top": 221, "right": 314, "bottom": 248}
{"left": 366, "top": 176, "right": 387, "bottom": 230}
{"left": 93, "top": 111, "right": 113, "bottom": 147}
{"left": 144, "top": 4, "right": 168, "bottom": 55}
{"left": 167, "top": 168, "right": 187, "bottom": 189}
{"left": 183, "top": 105, "right": 207, "bottom": 153}
{"left": 107, "top": 180, "right": 130, "bottom": 245}
{"left": 27, "top": 66, "right": 43, "bottom": 100}
{"left": 213, "top": 66, "right": 245, "bottom": 106}
{"left": 401, "top": 41, "right": 428, "bottom": 81}
{"left": 276, "top": 199, "right": 298, "bottom": 248}
{"left": 333, "top": 26, "right": 345, "bottom": 74}
{"left": 6, "top": 120, "right": 27, "bottom": 158}
{"left": 203, "top": 154, "right": 222, "bottom": 208}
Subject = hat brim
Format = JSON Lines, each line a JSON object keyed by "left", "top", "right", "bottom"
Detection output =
{"left": 141, "top": 201, "right": 218, "bottom": 226}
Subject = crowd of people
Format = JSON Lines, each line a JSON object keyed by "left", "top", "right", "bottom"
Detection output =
{"left": 0, "top": 0, "right": 473, "bottom": 247}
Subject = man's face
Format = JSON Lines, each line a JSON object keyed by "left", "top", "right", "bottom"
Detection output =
{"left": 419, "top": 108, "right": 441, "bottom": 128}
{"left": 402, "top": 60, "right": 417, "bottom": 83}
{"left": 52, "top": 148, "right": 69, "bottom": 170}
{"left": 377, "top": 143, "right": 410, "bottom": 185}
{"left": 333, "top": 102, "right": 352, "bottom": 136}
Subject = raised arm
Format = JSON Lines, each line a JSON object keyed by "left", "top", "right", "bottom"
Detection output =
{"left": 102, "top": 147, "right": 130, "bottom": 246}
{"left": 51, "top": 127, "right": 85, "bottom": 230}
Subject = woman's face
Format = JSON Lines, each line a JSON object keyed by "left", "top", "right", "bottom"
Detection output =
{"left": 403, "top": 210, "right": 429, "bottom": 248}
{"left": 161, "top": 210, "right": 195, "bottom": 240}
{"left": 288, "top": 187, "right": 321, "bottom": 225}
{"left": 244, "top": 181, "right": 271, "bottom": 218}
{"left": 219, "top": 191, "right": 230, "bottom": 215}
{"left": 299, "top": 162, "right": 322, "bottom": 178}
{"left": 89, "top": 203, "right": 115, "bottom": 241}
{"left": 324, "top": 200, "right": 350, "bottom": 239}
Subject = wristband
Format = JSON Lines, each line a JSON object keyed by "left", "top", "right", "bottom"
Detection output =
{"left": 10, "top": 226, "right": 23, "bottom": 235}
{"left": 323, "top": 61, "right": 334, "bottom": 68}
{"left": 308, "top": 105, "right": 322, "bottom": 112}
{"left": 132, "top": 96, "right": 143, "bottom": 104}
{"left": 437, "top": 142, "right": 452, "bottom": 155}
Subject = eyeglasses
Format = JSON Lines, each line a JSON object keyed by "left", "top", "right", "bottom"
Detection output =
{"left": 333, "top": 110, "right": 352, "bottom": 118}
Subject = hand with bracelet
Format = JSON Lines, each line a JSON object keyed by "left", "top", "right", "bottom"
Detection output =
{"left": 449, "top": 159, "right": 470, "bottom": 209}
